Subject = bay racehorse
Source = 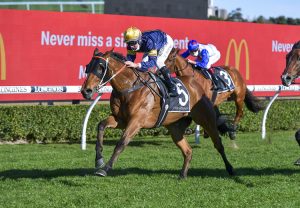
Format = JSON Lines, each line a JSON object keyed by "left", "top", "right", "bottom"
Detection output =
{"left": 281, "top": 41, "right": 300, "bottom": 87}
{"left": 166, "top": 48, "right": 265, "bottom": 143}
{"left": 281, "top": 40, "right": 300, "bottom": 166}
{"left": 81, "top": 48, "right": 235, "bottom": 178}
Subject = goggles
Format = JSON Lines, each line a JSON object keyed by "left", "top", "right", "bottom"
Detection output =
{"left": 127, "top": 41, "right": 138, "bottom": 46}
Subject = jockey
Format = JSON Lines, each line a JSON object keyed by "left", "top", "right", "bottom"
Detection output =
{"left": 181, "top": 40, "right": 221, "bottom": 90}
{"left": 124, "top": 26, "right": 178, "bottom": 97}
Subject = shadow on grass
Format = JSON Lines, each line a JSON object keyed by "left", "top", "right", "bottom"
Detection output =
{"left": 85, "top": 139, "right": 203, "bottom": 149}
{"left": 0, "top": 167, "right": 299, "bottom": 181}
{"left": 86, "top": 139, "right": 166, "bottom": 147}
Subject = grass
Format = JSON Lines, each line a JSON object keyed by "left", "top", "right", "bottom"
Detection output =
{"left": 0, "top": 131, "right": 299, "bottom": 208}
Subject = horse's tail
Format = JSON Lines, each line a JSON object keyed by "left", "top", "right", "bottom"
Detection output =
{"left": 244, "top": 88, "right": 265, "bottom": 113}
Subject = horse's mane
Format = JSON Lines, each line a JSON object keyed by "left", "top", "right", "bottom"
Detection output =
{"left": 292, "top": 41, "right": 300, "bottom": 50}
{"left": 286, "top": 41, "right": 300, "bottom": 60}
{"left": 110, "top": 51, "right": 127, "bottom": 62}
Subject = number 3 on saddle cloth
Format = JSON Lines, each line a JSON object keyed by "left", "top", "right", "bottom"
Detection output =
{"left": 198, "top": 66, "right": 235, "bottom": 93}
{"left": 148, "top": 73, "right": 190, "bottom": 127}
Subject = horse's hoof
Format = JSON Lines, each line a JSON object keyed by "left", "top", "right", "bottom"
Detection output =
{"left": 203, "top": 131, "right": 209, "bottom": 138}
{"left": 95, "top": 169, "right": 107, "bottom": 177}
{"left": 178, "top": 173, "right": 187, "bottom": 180}
{"left": 95, "top": 158, "right": 105, "bottom": 169}
{"left": 228, "top": 131, "right": 236, "bottom": 140}
{"left": 294, "top": 158, "right": 300, "bottom": 166}
{"left": 227, "top": 167, "right": 236, "bottom": 176}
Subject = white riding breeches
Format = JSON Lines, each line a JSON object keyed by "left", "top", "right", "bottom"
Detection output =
{"left": 202, "top": 44, "right": 221, "bottom": 69}
{"left": 206, "top": 51, "right": 221, "bottom": 68}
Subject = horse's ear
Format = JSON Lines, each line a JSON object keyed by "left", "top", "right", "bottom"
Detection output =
{"left": 94, "top": 48, "right": 99, "bottom": 55}
{"left": 109, "top": 47, "right": 115, "bottom": 53}
{"left": 175, "top": 48, "right": 180, "bottom": 54}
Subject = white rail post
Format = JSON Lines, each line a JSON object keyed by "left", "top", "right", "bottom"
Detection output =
{"left": 261, "top": 88, "right": 281, "bottom": 139}
{"left": 195, "top": 125, "right": 200, "bottom": 144}
{"left": 81, "top": 93, "right": 102, "bottom": 150}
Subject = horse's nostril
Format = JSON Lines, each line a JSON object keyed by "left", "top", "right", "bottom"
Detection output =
{"left": 81, "top": 88, "right": 93, "bottom": 99}
{"left": 86, "top": 89, "right": 93, "bottom": 94}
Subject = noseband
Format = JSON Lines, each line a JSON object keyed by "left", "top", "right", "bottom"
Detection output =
{"left": 89, "top": 55, "right": 127, "bottom": 90}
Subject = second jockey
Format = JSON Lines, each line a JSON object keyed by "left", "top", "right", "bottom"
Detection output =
{"left": 181, "top": 40, "right": 221, "bottom": 90}
{"left": 124, "top": 26, "right": 178, "bottom": 97}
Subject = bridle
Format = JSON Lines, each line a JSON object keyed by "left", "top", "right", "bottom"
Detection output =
{"left": 86, "top": 55, "right": 127, "bottom": 91}
{"left": 171, "top": 54, "right": 193, "bottom": 75}
{"left": 87, "top": 53, "right": 161, "bottom": 97}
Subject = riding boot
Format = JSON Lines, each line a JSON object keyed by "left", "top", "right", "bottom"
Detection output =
{"left": 159, "top": 66, "right": 178, "bottom": 97}
{"left": 210, "top": 73, "right": 220, "bottom": 91}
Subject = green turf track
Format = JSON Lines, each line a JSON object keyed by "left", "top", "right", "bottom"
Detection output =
{"left": 0, "top": 131, "right": 299, "bottom": 208}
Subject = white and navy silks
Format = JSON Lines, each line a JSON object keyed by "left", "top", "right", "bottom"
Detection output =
{"left": 126, "top": 30, "right": 174, "bottom": 72}
{"left": 181, "top": 44, "right": 221, "bottom": 69}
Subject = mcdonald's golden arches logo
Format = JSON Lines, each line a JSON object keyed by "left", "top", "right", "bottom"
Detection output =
{"left": 0, "top": 33, "right": 6, "bottom": 80}
{"left": 225, "top": 39, "right": 249, "bottom": 80}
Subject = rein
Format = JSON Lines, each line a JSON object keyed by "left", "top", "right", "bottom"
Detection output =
{"left": 93, "top": 56, "right": 127, "bottom": 90}
{"left": 174, "top": 58, "right": 192, "bottom": 75}
{"left": 93, "top": 55, "right": 161, "bottom": 97}
{"left": 129, "top": 69, "right": 162, "bottom": 98}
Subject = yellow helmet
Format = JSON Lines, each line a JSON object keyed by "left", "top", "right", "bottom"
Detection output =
{"left": 124, "top": 27, "right": 142, "bottom": 43}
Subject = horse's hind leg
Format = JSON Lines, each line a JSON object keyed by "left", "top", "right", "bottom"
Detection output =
{"left": 167, "top": 117, "right": 193, "bottom": 179}
{"left": 95, "top": 115, "right": 120, "bottom": 169}
{"left": 228, "top": 94, "right": 245, "bottom": 148}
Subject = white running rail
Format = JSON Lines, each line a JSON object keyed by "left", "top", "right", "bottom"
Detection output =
{"left": 0, "top": 84, "right": 298, "bottom": 149}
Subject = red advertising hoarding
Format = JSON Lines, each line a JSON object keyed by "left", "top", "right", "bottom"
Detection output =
{"left": 0, "top": 9, "right": 299, "bottom": 101}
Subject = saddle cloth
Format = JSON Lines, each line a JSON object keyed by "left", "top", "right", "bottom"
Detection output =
{"left": 198, "top": 66, "right": 235, "bottom": 93}
{"left": 149, "top": 73, "right": 190, "bottom": 127}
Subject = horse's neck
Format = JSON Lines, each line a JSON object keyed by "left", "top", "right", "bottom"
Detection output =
{"left": 180, "top": 65, "right": 195, "bottom": 76}
{"left": 175, "top": 56, "right": 192, "bottom": 76}
{"left": 110, "top": 67, "right": 137, "bottom": 92}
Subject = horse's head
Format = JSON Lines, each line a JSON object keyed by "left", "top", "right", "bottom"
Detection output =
{"left": 81, "top": 48, "right": 129, "bottom": 100}
{"left": 165, "top": 48, "right": 193, "bottom": 76}
{"left": 281, "top": 41, "right": 300, "bottom": 86}
{"left": 81, "top": 48, "right": 107, "bottom": 100}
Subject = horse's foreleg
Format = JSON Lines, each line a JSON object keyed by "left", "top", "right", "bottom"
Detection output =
{"left": 294, "top": 130, "right": 300, "bottom": 166}
{"left": 200, "top": 117, "right": 235, "bottom": 176}
{"left": 95, "top": 115, "right": 119, "bottom": 169}
{"left": 167, "top": 118, "right": 192, "bottom": 179}
{"left": 192, "top": 97, "right": 234, "bottom": 175}
{"left": 210, "top": 132, "right": 235, "bottom": 176}
{"left": 95, "top": 120, "right": 141, "bottom": 177}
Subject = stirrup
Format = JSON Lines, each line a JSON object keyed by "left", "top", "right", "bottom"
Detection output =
{"left": 168, "top": 87, "right": 178, "bottom": 97}
{"left": 211, "top": 84, "right": 219, "bottom": 91}
{"left": 169, "top": 92, "right": 178, "bottom": 97}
